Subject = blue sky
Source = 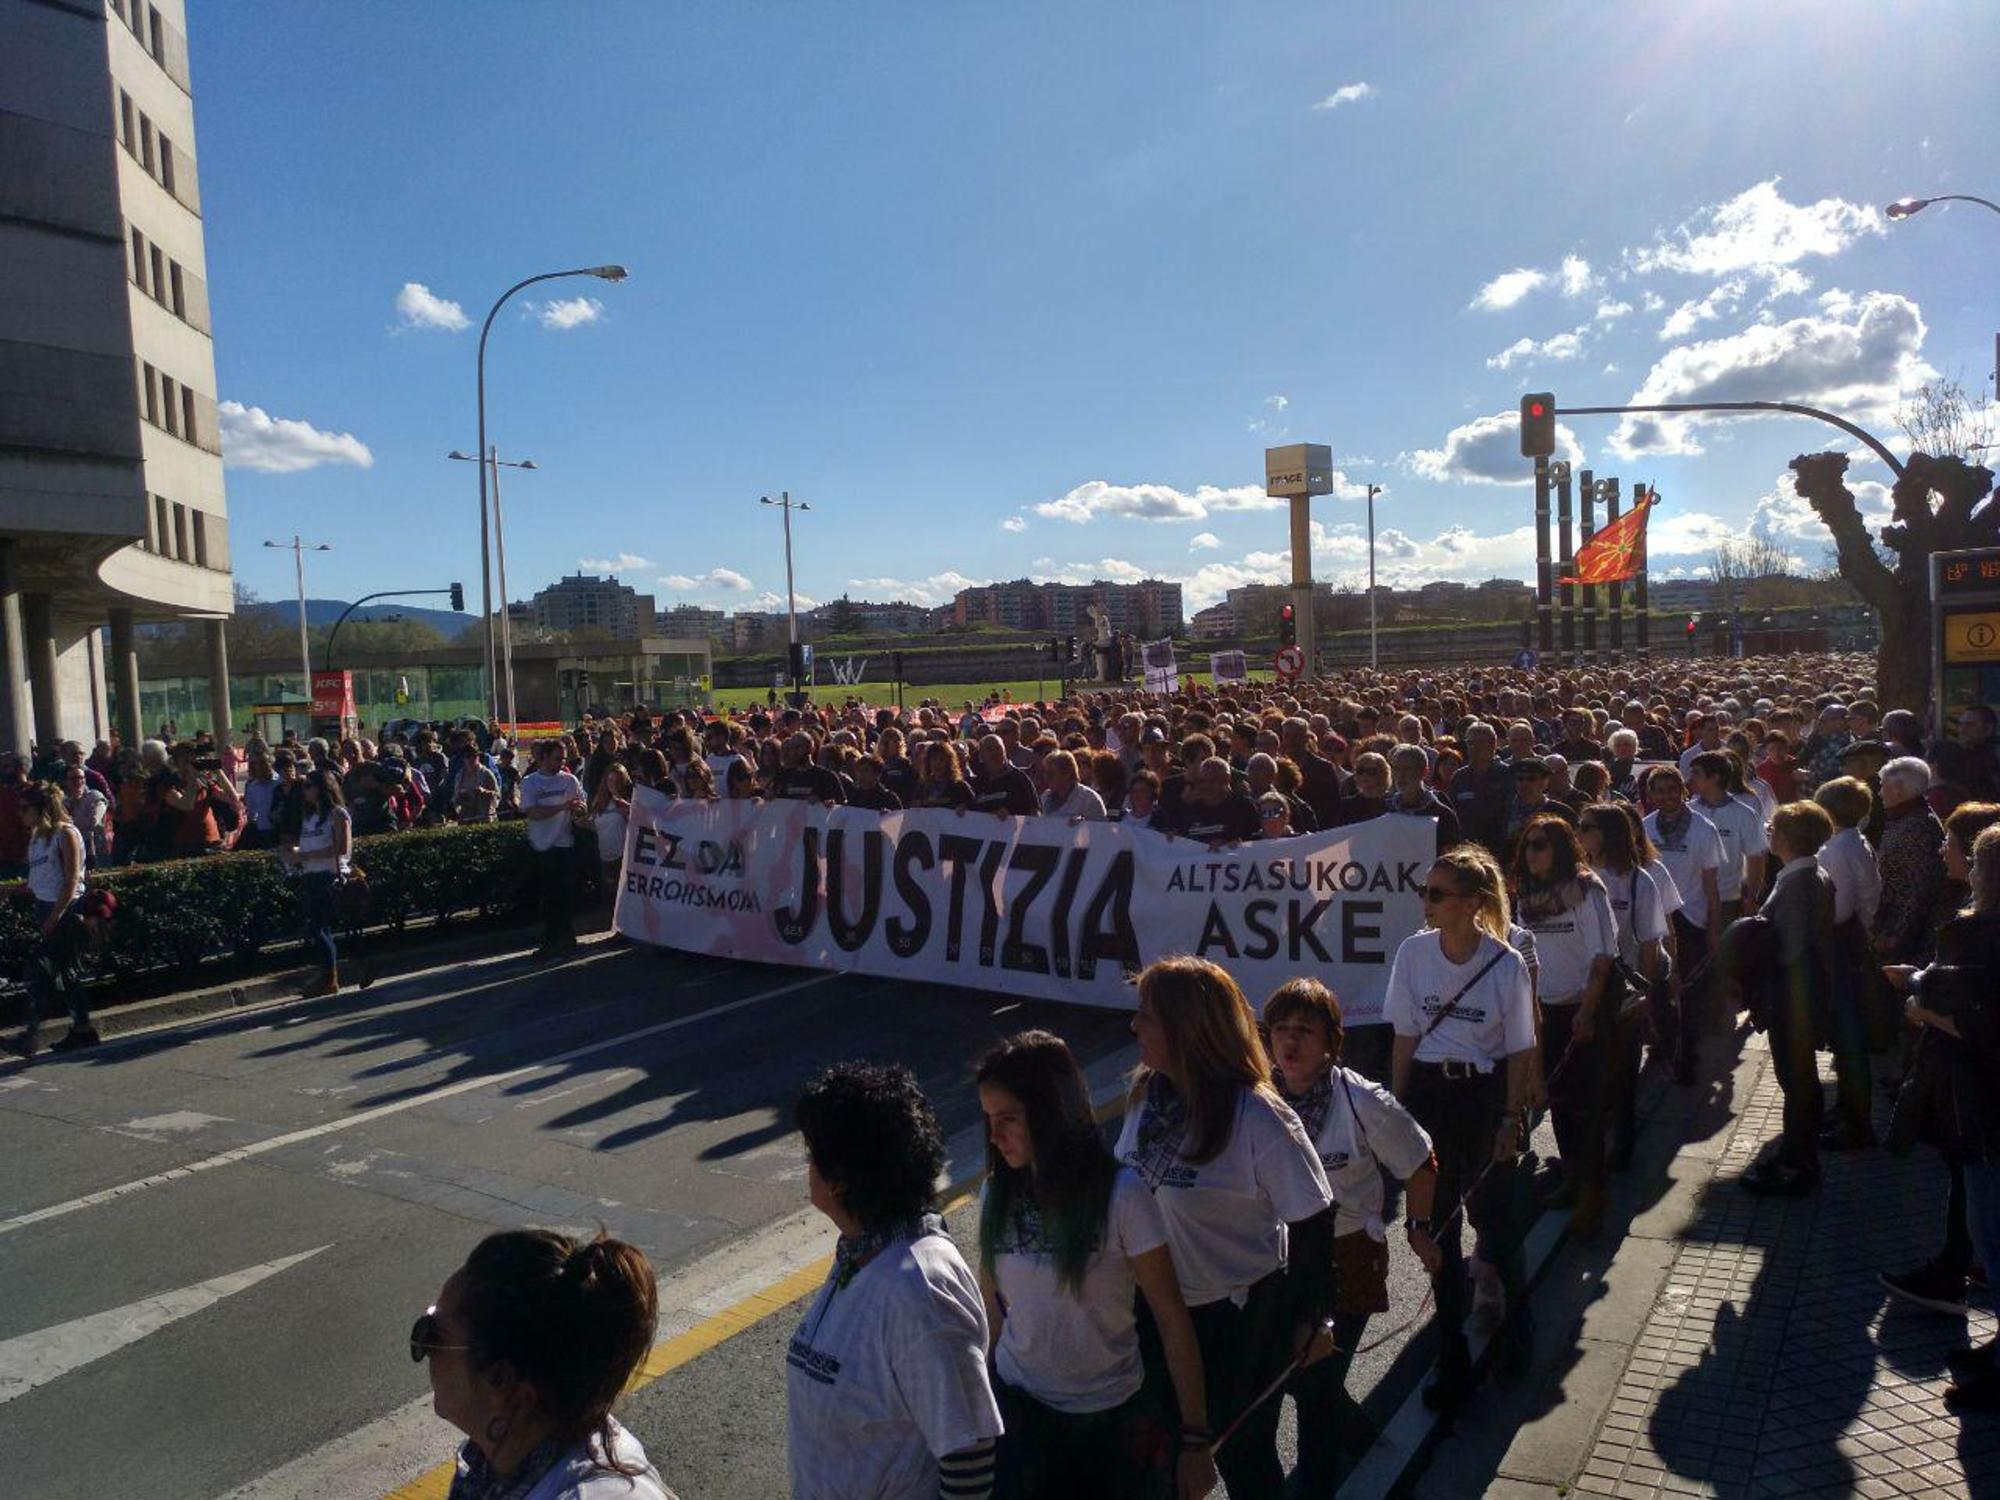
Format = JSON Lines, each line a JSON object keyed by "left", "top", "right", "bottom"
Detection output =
{"left": 199, "top": 0, "right": 1998, "bottom": 618}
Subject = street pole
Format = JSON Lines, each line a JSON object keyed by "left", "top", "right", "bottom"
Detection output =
{"left": 1579, "top": 470, "right": 1598, "bottom": 664}
{"left": 1533, "top": 455, "right": 1553, "bottom": 655}
{"left": 1289, "top": 492, "right": 1316, "bottom": 683}
{"left": 473, "top": 263, "right": 629, "bottom": 722}
{"left": 1556, "top": 462, "right": 1575, "bottom": 663}
{"left": 761, "top": 491, "right": 812, "bottom": 699}
{"left": 1606, "top": 478, "right": 1624, "bottom": 660}
{"left": 489, "top": 446, "right": 518, "bottom": 732}
{"left": 262, "top": 535, "right": 331, "bottom": 695}
{"left": 1366, "top": 483, "right": 1382, "bottom": 671}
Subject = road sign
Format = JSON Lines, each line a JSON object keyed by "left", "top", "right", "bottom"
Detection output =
{"left": 1274, "top": 644, "right": 1304, "bottom": 680}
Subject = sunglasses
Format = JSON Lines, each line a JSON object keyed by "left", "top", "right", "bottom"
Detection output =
{"left": 1522, "top": 838, "right": 1551, "bottom": 853}
{"left": 1420, "top": 884, "right": 1466, "bottom": 903}
{"left": 409, "top": 1306, "right": 470, "bottom": 1364}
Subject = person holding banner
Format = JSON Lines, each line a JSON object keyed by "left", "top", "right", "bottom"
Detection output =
{"left": 1116, "top": 958, "right": 1334, "bottom": 1500}
{"left": 911, "top": 740, "right": 975, "bottom": 811}
{"left": 1386, "top": 846, "right": 1538, "bottom": 1410}
{"left": 974, "top": 1031, "right": 1215, "bottom": 1500}
{"left": 1264, "top": 979, "right": 1440, "bottom": 1492}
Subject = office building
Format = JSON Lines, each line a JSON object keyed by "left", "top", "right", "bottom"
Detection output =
{"left": 530, "top": 573, "right": 658, "bottom": 639}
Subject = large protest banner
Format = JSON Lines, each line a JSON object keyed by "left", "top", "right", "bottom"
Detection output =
{"left": 614, "top": 788, "right": 1434, "bottom": 1022}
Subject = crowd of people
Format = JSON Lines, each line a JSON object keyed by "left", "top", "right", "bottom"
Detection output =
{"left": 10, "top": 650, "right": 2000, "bottom": 1491}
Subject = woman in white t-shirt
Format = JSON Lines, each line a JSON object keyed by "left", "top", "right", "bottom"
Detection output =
{"left": 1385, "top": 845, "right": 1537, "bottom": 1411}
{"left": 1580, "top": 804, "right": 1672, "bottom": 1182}
{"left": 787, "top": 1063, "right": 1002, "bottom": 1500}
{"left": 588, "top": 763, "right": 633, "bottom": 909}
{"left": 1116, "top": 957, "right": 1334, "bottom": 1500}
{"left": 23, "top": 782, "right": 87, "bottom": 927}
{"left": 1263, "top": 979, "right": 1439, "bottom": 1494}
{"left": 975, "top": 1032, "right": 1215, "bottom": 1500}
{"left": 290, "top": 770, "right": 352, "bottom": 1000}
{"left": 1509, "top": 814, "right": 1619, "bottom": 1238}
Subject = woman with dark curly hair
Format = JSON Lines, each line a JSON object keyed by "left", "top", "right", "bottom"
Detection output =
{"left": 788, "top": 1062, "right": 1002, "bottom": 1499}
{"left": 975, "top": 1030, "right": 1214, "bottom": 1500}
{"left": 412, "top": 1228, "right": 673, "bottom": 1499}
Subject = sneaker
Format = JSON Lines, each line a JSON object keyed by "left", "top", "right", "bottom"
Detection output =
{"left": 1879, "top": 1263, "right": 1971, "bottom": 1316}
{"left": 49, "top": 1026, "right": 101, "bottom": 1054}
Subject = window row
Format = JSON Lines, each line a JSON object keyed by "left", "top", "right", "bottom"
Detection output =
{"left": 127, "top": 222, "right": 208, "bottom": 333}
{"left": 115, "top": 88, "right": 198, "bottom": 212}
{"left": 140, "top": 494, "right": 223, "bottom": 571}
{"left": 136, "top": 358, "right": 218, "bottom": 455}
{"left": 107, "top": 1, "right": 191, "bottom": 92}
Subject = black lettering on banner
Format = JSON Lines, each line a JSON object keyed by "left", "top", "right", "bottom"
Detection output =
{"left": 1048, "top": 848, "right": 1089, "bottom": 978}
{"left": 886, "top": 830, "right": 934, "bottom": 957}
{"left": 661, "top": 832, "right": 686, "bottom": 870}
{"left": 825, "top": 828, "right": 885, "bottom": 952}
{"left": 1077, "top": 849, "right": 1140, "bottom": 980}
{"left": 1196, "top": 902, "right": 1238, "bottom": 959}
{"left": 1242, "top": 898, "right": 1280, "bottom": 960}
{"left": 1342, "top": 899, "right": 1384, "bottom": 963}
{"left": 773, "top": 827, "right": 821, "bottom": 945}
{"left": 633, "top": 826, "right": 660, "bottom": 867}
{"left": 1001, "top": 843, "right": 1058, "bottom": 974}
{"left": 1288, "top": 898, "right": 1333, "bottom": 962}
{"left": 976, "top": 840, "right": 1008, "bottom": 966}
{"left": 938, "top": 833, "right": 983, "bottom": 964}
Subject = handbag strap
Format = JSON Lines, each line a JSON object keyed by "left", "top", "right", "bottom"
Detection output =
{"left": 1418, "top": 940, "right": 1510, "bottom": 1044}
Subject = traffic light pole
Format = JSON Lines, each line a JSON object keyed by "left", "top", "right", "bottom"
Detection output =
{"left": 1606, "top": 479, "right": 1624, "bottom": 659}
{"left": 322, "top": 587, "right": 464, "bottom": 672}
{"left": 1533, "top": 454, "right": 1553, "bottom": 656}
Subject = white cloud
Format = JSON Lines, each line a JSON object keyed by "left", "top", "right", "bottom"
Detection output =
{"left": 1744, "top": 468, "right": 1893, "bottom": 543}
{"left": 1559, "top": 255, "right": 1596, "bottom": 297}
{"left": 1311, "top": 82, "right": 1373, "bottom": 111}
{"left": 1189, "top": 531, "right": 1222, "bottom": 551}
{"left": 1595, "top": 300, "right": 1633, "bottom": 322}
{"left": 535, "top": 296, "right": 605, "bottom": 331}
{"left": 1611, "top": 289, "right": 1933, "bottom": 458}
{"left": 578, "top": 553, "right": 652, "bottom": 573}
{"left": 1641, "top": 292, "right": 1666, "bottom": 313}
{"left": 1658, "top": 279, "right": 1746, "bottom": 340}
{"left": 747, "top": 590, "right": 819, "bottom": 612}
{"left": 1627, "top": 179, "right": 1883, "bottom": 282}
{"left": 1000, "top": 515, "right": 1027, "bottom": 533}
{"left": 1265, "top": 394, "right": 1290, "bottom": 411}
{"left": 1485, "top": 338, "right": 1536, "bottom": 372}
{"left": 1029, "top": 556, "right": 1150, "bottom": 585}
{"left": 1406, "top": 411, "right": 1584, "bottom": 485}
{"left": 1488, "top": 325, "right": 1591, "bottom": 370}
{"left": 1762, "top": 267, "right": 1813, "bottom": 302}
{"left": 217, "top": 401, "right": 374, "bottom": 473}
{"left": 658, "top": 567, "right": 753, "bottom": 593}
{"left": 394, "top": 282, "right": 469, "bottom": 332}
{"left": 844, "top": 571, "right": 984, "bottom": 606}
{"left": 1470, "top": 267, "right": 1548, "bottom": 311}
{"left": 1249, "top": 393, "right": 1291, "bottom": 437}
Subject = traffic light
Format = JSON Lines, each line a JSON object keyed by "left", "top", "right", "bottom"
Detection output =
{"left": 890, "top": 650, "right": 904, "bottom": 680}
{"left": 1686, "top": 615, "right": 1699, "bottom": 638}
{"left": 1279, "top": 603, "right": 1296, "bottom": 645}
{"left": 1520, "top": 393, "right": 1556, "bottom": 458}
{"left": 449, "top": 582, "right": 465, "bottom": 612}
{"left": 1047, "top": 637, "right": 1062, "bottom": 664}
{"left": 1066, "top": 635, "right": 1078, "bottom": 662}
{"left": 577, "top": 668, "right": 592, "bottom": 690}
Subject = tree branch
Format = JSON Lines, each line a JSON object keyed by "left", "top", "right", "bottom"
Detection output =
{"left": 1791, "top": 452, "right": 1895, "bottom": 608}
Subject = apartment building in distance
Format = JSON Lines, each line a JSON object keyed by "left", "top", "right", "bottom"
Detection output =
{"left": 1, "top": 0, "right": 234, "bottom": 751}
{"left": 530, "top": 573, "right": 658, "bottom": 639}
{"left": 952, "top": 577, "right": 1184, "bottom": 636}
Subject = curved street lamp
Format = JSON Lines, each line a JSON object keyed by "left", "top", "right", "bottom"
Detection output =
{"left": 451, "top": 449, "right": 537, "bottom": 731}
{"left": 1885, "top": 194, "right": 2000, "bottom": 221}
{"left": 473, "top": 264, "right": 627, "bottom": 720}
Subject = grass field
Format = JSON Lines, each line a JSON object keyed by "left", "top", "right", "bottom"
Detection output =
{"left": 707, "top": 671, "right": 1280, "bottom": 712}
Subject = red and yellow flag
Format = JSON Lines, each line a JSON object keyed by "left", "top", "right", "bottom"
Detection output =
{"left": 1563, "top": 492, "right": 1654, "bottom": 586}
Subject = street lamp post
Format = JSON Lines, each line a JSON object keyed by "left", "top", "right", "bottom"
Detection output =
{"left": 1886, "top": 194, "right": 2000, "bottom": 221}
{"left": 450, "top": 449, "right": 535, "bottom": 732}
{"left": 262, "top": 535, "right": 331, "bottom": 694}
{"left": 1365, "top": 482, "right": 1383, "bottom": 671}
{"left": 473, "top": 263, "right": 627, "bottom": 721}
{"left": 761, "top": 492, "right": 811, "bottom": 697}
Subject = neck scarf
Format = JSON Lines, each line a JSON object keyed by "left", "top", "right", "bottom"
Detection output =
{"left": 447, "top": 1436, "right": 565, "bottom": 1500}
{"left": 832, "top": 1212, "right": 945, "bottom": 1290}
{"left": 1130, "top": 1074, "right": 1192, "bottom": 1189}
{"left": 1277, "top": 1068, "right": 1336, "bottom": 1140}
{"left": 1654, "top": 806, "right": 1690, "bottom": 844}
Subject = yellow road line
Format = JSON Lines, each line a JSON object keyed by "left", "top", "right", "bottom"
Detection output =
{"left": 383, "top": 1092, "right": 1131, "bottom": 1498}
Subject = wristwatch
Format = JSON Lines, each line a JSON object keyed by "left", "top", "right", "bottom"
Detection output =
{"left": 1404, "top": 1215, "right": 1431, "bottom": 1235}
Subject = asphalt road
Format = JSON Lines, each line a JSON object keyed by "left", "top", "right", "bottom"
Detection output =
{"left": 0, "top": 938, "right": 1462, "bottom": 1499}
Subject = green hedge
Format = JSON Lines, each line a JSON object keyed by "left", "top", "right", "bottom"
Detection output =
{"left": 1, "top": 821, "right": 538, "bottom": 991}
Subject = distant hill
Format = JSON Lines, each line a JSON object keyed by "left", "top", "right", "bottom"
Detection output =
{"left": 240, "top": 598, "right": 478, "bottom": 637}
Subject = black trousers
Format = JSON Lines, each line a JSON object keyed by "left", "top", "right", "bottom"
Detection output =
{"left": 992, "top": 1374, "right": 1171, "bottom": 1500}
{"left": 535, "top": 843, "right": 577, "bottom": 946}
{"left": 1284, "top": 1310, "right": 1371, "bottom": 1493}
{"left": 1185, "top": 1270, "right": 1292, "bottom": 1500}
{"left": 1768, "top": 1011, "right": 1823, "bottom": 1172}
{"left": 1606, "top": 1003, "right": 1645, "bottom": 1166}
{"left": 1665, "top": 914, "right": 1713, "bottom": 1078}
{"left": 1403, "top": 1064, "right": 1526, "bottom": 1377}
{"left": 1542, "top": 1003, "right": 1606, "bottom": 1191}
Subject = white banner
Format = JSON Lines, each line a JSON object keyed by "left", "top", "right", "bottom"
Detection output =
{"left": 615, "top": 790, "right": 1435, "bottom": 1022}
{"left": 1210, "top": 650, "right": 1247, "bottom": 683}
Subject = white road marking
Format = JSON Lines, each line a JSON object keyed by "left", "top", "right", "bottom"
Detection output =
{"left": 0, "top": 973, "right": 839, "bottom": 1238}
{"left": 0, "top": 1245, "right": 327, "bottom": 1405}
{"left": 110, "top": 1110, "right": 235, "bottom": 1142}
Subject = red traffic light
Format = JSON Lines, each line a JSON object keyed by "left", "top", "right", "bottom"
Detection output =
{"left": 1520, "top": 392, "right": 1556, "bottom": 458}
{"left": 1527, "top": 401, "right": 1546, "bottom": 418}
{"left": 1280, "top": 604, "right": 1294, "bottom": 618}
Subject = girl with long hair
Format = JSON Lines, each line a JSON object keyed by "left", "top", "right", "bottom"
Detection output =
{"left": 975, "top": 1031, "right": 1214, "bottom": 1500}
{"left": 290, "top": 769, "right": 352, "bottom": 999}
{"left": 1579, "top": 803, "right": 1672, "bottom": 1177}
{"left": 1386, "top": 845, "right": 1538, "bottom": 1410}
{"left": 911, "top": 739, "right": 975, "bottom": 811}
{"left": 1116, "top": 957, "right": 1334, "bottom": 1500}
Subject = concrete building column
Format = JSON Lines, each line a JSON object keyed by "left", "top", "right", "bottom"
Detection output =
{"left": 24, "top": 592, "right": 60, "bottom": 754}
{"left": 205, "top": 618, "right": 231, "bottom": 748}
{"left": 0, "top": 541, "right": 28, "bottom": 759}
{"left": 109, "top": 608, "right": 141, "bottom": 750}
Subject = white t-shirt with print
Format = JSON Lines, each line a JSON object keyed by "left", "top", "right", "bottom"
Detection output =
{"left": 1695, "top": 795, "right": 1768, "bottom": 900}
{"left": 982, "top": 1167, "right": 1166, "bottom": 1413}
{"left": 26, "top": 824, "right": 86, "bottom": 904}
{"left": 786, "top": 1234, "right": 1002, "bottom": 1500}
{"left": 1301, "top": 1068, "right": 1435, "bottom": 1241}
{"left": 1521, "top": 878, "right": 1618, "bottom": 1004}
{"left": 1605, "top": 863, "right": 1673, "bottom": 1010}
{"left": 519, "top": 769, "right": 584, "bottom": 851}
{"left": 1113, "top": 1086, "right": 1332, "bottom": 1309}
{"left": 1644, "top": 809, "right": 1723, "bottom": 927}
{"left": 1382, "top": 930, "right": 1537, "bottom": 1070}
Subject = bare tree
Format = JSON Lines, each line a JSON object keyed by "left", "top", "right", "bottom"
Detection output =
{"left": 1790, "top": 449, "right": 1998, "bottom": 709}
{"left": 1897, "top": 373, "right": 1994, "bottom": 460}
{"left": 1708, "top": 534, "right": 1794, "bottom": 609}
